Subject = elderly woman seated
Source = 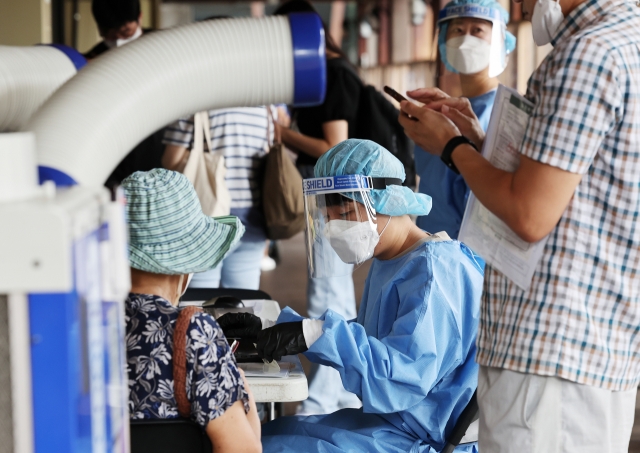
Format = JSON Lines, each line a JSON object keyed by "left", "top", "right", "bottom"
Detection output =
{"left": 122, "top": 168, "right": 262, "bottom": 453}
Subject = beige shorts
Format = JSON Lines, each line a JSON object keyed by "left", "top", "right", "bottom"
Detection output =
{"left": 477, "top": 366, "right": 636, "bottom": 453}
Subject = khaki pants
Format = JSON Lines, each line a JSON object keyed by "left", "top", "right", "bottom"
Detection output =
{"left": 477, "top": 366, "right": 636, "bottom": 453}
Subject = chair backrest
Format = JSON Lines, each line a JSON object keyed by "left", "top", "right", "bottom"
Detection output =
{"left": 130, "top": 418, "right": 212, "bottom": 453}
{"left": 181, "top": 287, "right": 272, "bottom": 302}
{"left": 441, "top": 389, "right": 479, "bottom": 453}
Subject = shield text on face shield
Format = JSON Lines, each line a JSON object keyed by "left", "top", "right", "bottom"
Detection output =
{"left": 303, "top": 175, "right": 379, "bottom": 277}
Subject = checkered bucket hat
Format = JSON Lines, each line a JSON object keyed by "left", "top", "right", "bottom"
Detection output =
{"left": 122, "top": 169, "right": 244, "bottom": 274}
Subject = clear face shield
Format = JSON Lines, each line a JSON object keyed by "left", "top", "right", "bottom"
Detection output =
{"left": 303, "top": 175, "right": 398, "bottom": 279}
{"left": 438, "top": 5, "right": 508, "bottom": 78}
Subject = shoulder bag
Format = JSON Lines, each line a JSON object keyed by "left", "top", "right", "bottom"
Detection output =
{"left": 182, "top": 111, "right": 231, "bottom": 217}
{"left": 173, "top": 306, "right": 202, "bottom": 417}
{"left": 262, "top": 108, "right": 305, "bottom": 240}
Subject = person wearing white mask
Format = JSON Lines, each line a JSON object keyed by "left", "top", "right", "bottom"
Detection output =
{"left": 400, "top": 0, "right": 640, "bottom": 449}
{"left": 413, "top": 0, "right": 516, "bottom": 239}
{"left": 84, "top": 0, "right": 167, "bottom": 188}
{"left": 84, "top": 0, "right": 146, "bottom": 60}
{"left": 220, "top": 139, "right": 485, "bottom": 453}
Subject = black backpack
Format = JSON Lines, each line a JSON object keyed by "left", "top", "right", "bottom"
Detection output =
{"left": 354, "top": 84, "right": 416, "bottom": 188}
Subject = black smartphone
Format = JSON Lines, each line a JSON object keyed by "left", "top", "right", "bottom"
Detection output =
{"left": 383, "top": 85, "right": 408, "bottom": 103}
{"left": 384, "top": 86, "right": 418, "bottom": 121}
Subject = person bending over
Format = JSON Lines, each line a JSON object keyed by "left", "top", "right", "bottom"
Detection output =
{"left": 122, "top": 168, "right": 261, "bottom": 452}
{"left": 220, "top": 140, "right": 483, "bottom": 452}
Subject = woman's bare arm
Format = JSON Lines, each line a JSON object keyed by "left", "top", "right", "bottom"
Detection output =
{"left": 205, "top": 386, "right": 262, "bottom": 453}
{"left": 279, "top": 120, "right": 348, "bottom": 159}
{"left": 239, "top": 369, "right": 261, "bottom": 440}
{"left": 205, "top": 400, "right": 261, "bottom": 453}
{"left": 162, "top": 144, "right": 188, "bottom": 171}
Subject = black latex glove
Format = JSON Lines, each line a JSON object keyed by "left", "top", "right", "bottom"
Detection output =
{"left": 256, "top": 321, "right": 307, "bottom": 362}
{"left": 217, "top": 312, "right": 262, "bottom": 338}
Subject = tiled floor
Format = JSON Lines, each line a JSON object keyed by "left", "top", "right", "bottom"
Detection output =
{"left": 260, "top": 233, "right": 640, "bottom": 451}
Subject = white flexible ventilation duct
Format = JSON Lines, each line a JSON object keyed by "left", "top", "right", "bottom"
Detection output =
{"left": 25, "top": 15, "right": 326, "bottom": 187}
{"left": 0, "top": 45, "right": 85, "bottom": 132}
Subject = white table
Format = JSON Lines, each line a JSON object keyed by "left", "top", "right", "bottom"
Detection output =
{"left": 246, "top": 355, "right": 308, "bottom": 403}
{"left": 181, "top": 299, "right": 309, "bottom": 418}
{"left": 239, "top": 300, "right": 309, "bottom": 404}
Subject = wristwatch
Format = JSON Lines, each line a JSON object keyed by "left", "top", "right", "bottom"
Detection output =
{"left": 440, "top": 136, "right": 478, "bottom": 174}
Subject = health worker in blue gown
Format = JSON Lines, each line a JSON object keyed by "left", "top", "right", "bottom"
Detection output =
{"left": 412, "top": 0, "right": 516, "bottom": 238}
{"left": 219, "top": 139, "right": 484, "bottom": 452}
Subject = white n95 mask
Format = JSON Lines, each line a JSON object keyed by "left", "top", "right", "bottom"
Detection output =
{"left": 324, "top": 220, "right": 380, "bottom": 264}
{"left": 324, "top": 218, "right": 392, "bottom": 265}
{"left": 184, "top": 273, "right": 194, "bottom": 295}
{"left": 531, "top": 0, "right": 564, "bottom": 46}
{"left": 105, "top": 26, "right": 143, "bottom": 49}
{"left": 445, "top": 35, "right": 492, "bottom": 75}
{"left": 175, "top": 273, "right": 194, "bottom": 301}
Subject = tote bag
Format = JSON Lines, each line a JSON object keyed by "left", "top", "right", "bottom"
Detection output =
{"left": 182, "top": 111, "right": 231, "bottom": 217}
{"left": 262, "top": 108, "right": 305, "bottom": 240}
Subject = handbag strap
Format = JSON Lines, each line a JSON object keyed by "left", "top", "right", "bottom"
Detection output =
{"left": 193, "top": 111, "right": 214, "bottom": 154}
{"left": 265, "top": 106, "right": 281, "bottom": 148}
{"left": 183, "top": 112, "right": 205, "bottom": 178}
{"left": 199, "top": 111, "right": 214, "bottom": 153}
{"left": 173, "top": 306, "right": 203, "bottom": 418}
{"left": 183, "top": 111, "right": 215, "bottom": 179}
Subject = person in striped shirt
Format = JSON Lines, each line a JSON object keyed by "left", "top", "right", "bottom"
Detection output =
{"left": 163, "top": 107, "right": 278, "bottom": 290}
{"left": 401, "top": 0, "right": 640, "bottom": 450}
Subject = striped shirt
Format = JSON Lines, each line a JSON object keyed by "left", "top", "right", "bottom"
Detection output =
{"left": 476, "top": 0, "right": 640, "bottom": 391}
{"left": 163, "top": 107, "right": 276, "bottom": 210}
{"left": 164, "top": 107, "right": 276, "bottom": 240}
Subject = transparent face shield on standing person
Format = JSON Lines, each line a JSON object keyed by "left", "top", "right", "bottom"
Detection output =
{"left": 303, "top": 175, "right": 398, "bottom": 278}
{"left": 438, "top": 4, "right": 508, "bottom": 78}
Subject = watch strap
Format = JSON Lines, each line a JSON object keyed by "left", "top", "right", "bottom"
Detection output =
{"left": 440, "top": 136, "right": 477, "bottom": 174}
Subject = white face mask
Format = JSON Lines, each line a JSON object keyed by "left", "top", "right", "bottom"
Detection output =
{"left": 324, "top": 218, "right": 390, "bottom": 264}
{"left": 531, "top": 0, "right": 564, "bottom": 46}
{"left": 105, "top": 25, "right": 142, "bottom": 49}
{"left": 175, "top": 273, "right": 193, "bottom": 302}
{"left": 445, "top": 35, "right": 492, "bottom": 75}
{"left": 184, "top": 273, "right": 194, "bottom": 295}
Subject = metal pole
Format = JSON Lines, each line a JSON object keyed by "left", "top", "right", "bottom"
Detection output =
{"left": 51, "top": 0, "right": 65, "bottom": 44}
{"left": 71, "top": 0, "right": 79, "bottom": 49}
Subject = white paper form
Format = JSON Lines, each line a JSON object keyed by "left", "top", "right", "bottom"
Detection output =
{"left": 458, "top": 84, "right": 547, "bottom": 291}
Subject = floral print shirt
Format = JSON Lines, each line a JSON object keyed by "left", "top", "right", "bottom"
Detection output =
{"left": 126, "top": 293, "right": 249, "bottom": 427}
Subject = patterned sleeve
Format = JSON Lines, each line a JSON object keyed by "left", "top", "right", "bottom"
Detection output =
{"left": 520, "top": 37, "right": 623, "bottom": 175}
{"left": 184, "top": 312, "right": 250, "bottom": 428}
{"left": 162, "top": 115, "right": 196, "bottom": 148}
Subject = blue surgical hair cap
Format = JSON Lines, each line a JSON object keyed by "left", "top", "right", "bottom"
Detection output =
{"left": 438, "top": 0, "right": 516, "bottom": 73}
{"left": 314, "top": 139, "right": 432, "bottom": 217}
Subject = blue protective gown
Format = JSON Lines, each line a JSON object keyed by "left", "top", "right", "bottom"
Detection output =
{"left": 262, "top": 237, "right": 484, "bottom": 453}
{"left": 415, "top": 90, "right": 497, "bottom": 238}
